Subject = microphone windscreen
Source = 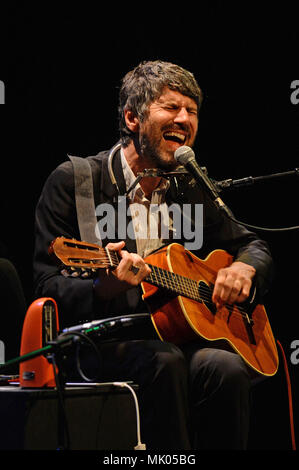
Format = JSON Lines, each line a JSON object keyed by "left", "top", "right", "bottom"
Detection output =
{"left": 174, "top": 146, "right": 195, "bottom": 165}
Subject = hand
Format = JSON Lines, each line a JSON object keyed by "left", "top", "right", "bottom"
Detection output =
{"left": 212, "top": 261, "right": 256, "bottom": 309}
{"left": 93, "top": 241, "right": 151, "bottom": 300}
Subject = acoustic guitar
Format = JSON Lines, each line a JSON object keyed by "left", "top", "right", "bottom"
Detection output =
{"left": 49, "top": 237, "right": 278, "bottom": 376}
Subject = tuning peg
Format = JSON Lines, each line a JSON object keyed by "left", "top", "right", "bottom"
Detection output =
{"left": 81, "top": 270, "right": 91, "bottom": 278}
{"left": 80, "top": 268, "right": 88, "bottom": 277}
{"left": 71, "top": 270, "right": 80, "bottom": 277}
{"left": 60, "top": 268, "right": 70, "bottom": 278}
{"left": 60, "top": 265, "right": 94, "bottom": 279}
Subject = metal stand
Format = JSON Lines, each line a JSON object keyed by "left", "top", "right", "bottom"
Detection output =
{"left": 215, "top": 168, "right": 299, "bottom": 191}
{"left": 0, "top": 334, "right": 76, "bottom": 450}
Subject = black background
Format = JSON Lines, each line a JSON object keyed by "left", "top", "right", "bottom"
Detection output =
{"left": 1, "top": 2, "right": 299, "bottom": 451}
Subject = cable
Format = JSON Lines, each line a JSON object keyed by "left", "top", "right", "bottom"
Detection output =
{"left": 276, "top": 340, "right": 296, "bottom": 450}
{"left": 113, "top": 381, "right": 146, "bottom": 450}
{"left": 58, "top": 331, "right": 103, "bottom": 382}
{"left": 220, "top": 207, "right": 299, "bottom": 232}
{"left": 214, "top": 169, "right": 299, "bottom": 232}
{"left": 50, "top": 332, "right": 104, "bottom": 449}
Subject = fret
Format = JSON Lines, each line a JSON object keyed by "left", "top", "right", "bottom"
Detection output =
{"left": 146, "top": 264, "right": 203, "bottom": 303}
{"left": 50, "top": 237, "right": 279, "bottom": 378}
{"left": 60, "top": 240, "right": 213, "bottom": 305}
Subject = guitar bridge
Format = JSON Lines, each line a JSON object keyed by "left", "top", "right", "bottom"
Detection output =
{"left": 241, "top": 301, "right": 256, "bottom": 345}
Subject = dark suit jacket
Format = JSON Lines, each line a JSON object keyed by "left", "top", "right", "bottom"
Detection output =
{"left": 33, "top": 145, "right": 274, "bottom": 329}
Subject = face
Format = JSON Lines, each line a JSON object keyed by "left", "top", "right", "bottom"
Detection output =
{"left": 135, "top": 88, "right": 199, "bottom": 170}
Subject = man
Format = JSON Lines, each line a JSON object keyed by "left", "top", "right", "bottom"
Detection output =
{"left": 33, "top": 61, "right": 274, "bottom": 450}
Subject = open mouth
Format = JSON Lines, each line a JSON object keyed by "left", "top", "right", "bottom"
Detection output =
{"left": 163, "top": 131, "right": 187, "bottom": 145}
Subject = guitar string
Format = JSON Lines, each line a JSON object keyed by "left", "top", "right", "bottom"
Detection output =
{"left": 74, "top": 253, "right": 252, "bottom": 321}
{"left": 70, "top": 252, "right": 210, "bottom": 302}
{"left": 108, "top": 251, "right": 238, "bottom": 306}
{"left": 144, "top": 265, "right": 251, "bottom": 321}
{"left": 72, "top": 255, "right": 251, "bottom": 321}
{"left": 72, "top": 251, "right": 252, "bottom": 321}
{"left": 71, "top": 246, "right": 218, "bottom": 278}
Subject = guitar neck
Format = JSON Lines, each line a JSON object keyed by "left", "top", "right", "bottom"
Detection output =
{"left": 109, "top": 248, "right": 203, "bottom": 302}
{"left": 50, "top": 237, "right": 209, "bottom": 305}
{"left": 145, "top": 263, "right": 203, "bottom": 303}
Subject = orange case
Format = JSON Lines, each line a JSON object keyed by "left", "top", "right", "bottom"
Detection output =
{"left": 19, "top": 298, "right": 59, "bottom": 388}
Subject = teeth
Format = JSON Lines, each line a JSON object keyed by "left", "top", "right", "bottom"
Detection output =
{"left": 164, "top": 132, "right": 186, "bottom": 142}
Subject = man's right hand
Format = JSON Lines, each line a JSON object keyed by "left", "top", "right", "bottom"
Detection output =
{"left": 93, "top": 241, "right": 151, "bottom": 300}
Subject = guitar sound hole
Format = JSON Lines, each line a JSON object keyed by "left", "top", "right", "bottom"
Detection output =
{"left": 198, "top": 281, "right": 217, "bottom": 315}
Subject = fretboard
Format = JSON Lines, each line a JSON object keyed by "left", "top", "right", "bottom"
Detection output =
{"left": 108, "top": 249, "right": 213, "bottom": 305}
{"left": 146, "top": 264, "right": 204, "bottom": 302}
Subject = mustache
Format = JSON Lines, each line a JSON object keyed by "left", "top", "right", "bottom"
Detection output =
{"left": 161, "top": 123, "right": 191, "bottom": 141}
{"left": 162, "top": 123, "right": 190, "bottom": 133}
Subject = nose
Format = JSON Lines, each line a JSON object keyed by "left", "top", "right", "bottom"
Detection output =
{"left": 174, "top": 107, "right": 191, "bottom": 125}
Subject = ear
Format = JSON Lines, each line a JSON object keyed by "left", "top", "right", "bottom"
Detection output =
{"left": 124, "top": 109, "right": 140, "bottom": 133}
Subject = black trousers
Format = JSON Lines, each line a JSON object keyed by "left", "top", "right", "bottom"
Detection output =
{"left": 71, "top": 336, "right": 253, "bottom": 450}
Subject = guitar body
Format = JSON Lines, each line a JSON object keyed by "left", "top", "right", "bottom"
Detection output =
{"left": 49, "top": 236, "right": 279, "bottom": 377}
{"left": 142, "top": 243, "right": 278, "bottom": 376}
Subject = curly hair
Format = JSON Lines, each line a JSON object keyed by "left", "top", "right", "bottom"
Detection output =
{"left": 118, "top": 60, "right": 203, "bottom": 146}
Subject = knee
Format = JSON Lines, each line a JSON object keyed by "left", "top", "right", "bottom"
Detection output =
{"left": 120, "top": 340, "right": 187, "bottom": 386}
{"left": 217, "top": 351, "right": 250, "bottom": 391}
{"left": 190, "top": 348, "right": 251, "bottom": 393}
{"left": 155, "top": 342, "right": 187, "bottom": 374}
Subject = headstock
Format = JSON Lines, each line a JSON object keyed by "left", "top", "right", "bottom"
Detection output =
{"left": 48, "top": 237, "right": 119, "bottom": 278}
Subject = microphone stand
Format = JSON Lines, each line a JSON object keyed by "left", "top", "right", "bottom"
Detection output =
{"left": 0, "top": 334, "right": 76, "bottom": 450}
{"left": 215, "top": 168, "right": 299, "bottom": 191}
{"left": 0, "top": 314, "right": 150, "bottom": 449}
{"left": 124, "top": 166, "right": 299, "bottom": 232}
{"left": 211, "top": 168, "right": 299, "bottom": 231}
{"left": 125, "top": 167, "right": 191, "bottom": 196}
{"left": 126, "top": 167, "right": 299, "bottom": 193}
{"left": 0, "top": 335, "right": 75, "bottom": 373}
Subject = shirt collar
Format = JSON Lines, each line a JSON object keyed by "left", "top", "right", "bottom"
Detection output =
{"left": 120, "top": 147, "right": 169, "bottom": 201}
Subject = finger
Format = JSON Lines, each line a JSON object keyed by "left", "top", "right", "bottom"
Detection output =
{"left": 235, "top": 278, "right": 252, "bottom": 304}
{"left": 134, "top": 263, "right": 151, "bottom": 282}
{"left": 116, "top": 252, "right": 133, "bottom": 277}
{"left": 212, "top": 269, "right": 229, "bottom": 306}
{"left": 225, "top": 278, "right": 243, "bottom": 305}
{"left": 213, "top": 263, "right": 255, "bottom": 308}
{"left": 216, "top": 277, "right": 252, "bottom": 306}
{"left": 114, "top": 252, "right": 149, "bottom": 284}
{"left": 128, "top": 254, "right": 151, "bottom": 281}
{"left": 113, "top": 253, "right": 134, "bottom": 280}
{"left": 130, "top": 265, "right": 140, "bottom": 275}
{"left": 213, "top": 271, "right": 242, "bottom": 307}
{"left": 106, "top": 241, "right": 126, "bottom": 251}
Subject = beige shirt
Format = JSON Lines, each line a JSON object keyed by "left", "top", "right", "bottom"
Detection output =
{"left": 120, "top": 148, "right": 173, "bottom": 258}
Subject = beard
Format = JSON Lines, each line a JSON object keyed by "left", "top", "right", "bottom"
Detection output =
{"left": 138, "top": 131, "right": 180, "bottom": 171}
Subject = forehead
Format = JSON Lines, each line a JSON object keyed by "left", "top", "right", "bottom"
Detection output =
{"left": 152, "top": 87, "right": 198, "bottom": 109}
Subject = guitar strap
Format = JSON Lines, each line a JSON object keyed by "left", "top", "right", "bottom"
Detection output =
{"left": 68, "top": 155, "right": 102, "bottom": 246}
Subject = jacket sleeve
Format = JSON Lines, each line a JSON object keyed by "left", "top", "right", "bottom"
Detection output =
{"left": 201, "top": 189, "right": 274, "bottom": 300}
{"left": 173, "top": 177, "right": 275, "bottom": 300}
{"left": 33, "top": 161, "right": 101, "bottom": 328}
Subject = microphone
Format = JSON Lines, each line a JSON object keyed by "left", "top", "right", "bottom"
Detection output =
{"left": 174, "top": 146, "right": 233, "bottom": 217}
